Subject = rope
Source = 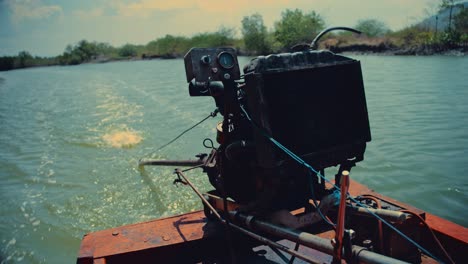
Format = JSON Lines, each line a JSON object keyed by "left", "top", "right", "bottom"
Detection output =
{"left": 141, "top": 109, "right": 218, "bottom": 158}
{"left": 400, "top": 210, "right": 455, "bottom": 264}
{"left": 239, "top": 105, "right": 444, "bottom": 263}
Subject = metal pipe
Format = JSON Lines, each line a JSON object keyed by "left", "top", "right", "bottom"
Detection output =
{"left": 310, "top": 27, "right": 362, "bottom": 50}
{"left": 228, "top": 223, "right": 321, "bottom": 264}
{"left": 328, "top": 205, "right": 411, "bottom": 224}
{"left": 232, "top": 212, "right": 410, "bottom": 264}
{"left": 333, "top": 170, "right": 350, "bottom": 263}
{"left": 138, "top": 159, "right": 204, "bottom": 167}
{"left": 347, "top": 207, "right": 411, "bottom": 224}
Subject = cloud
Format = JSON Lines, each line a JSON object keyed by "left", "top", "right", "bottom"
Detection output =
{"left": 73, "top": 8, "right": 104, "bottom": 19}
{"left": 109, "top": 0, "right": 194, "bottom": 17}
{"left": 196, "top": 0, "right": 290, "bottom": 13}
{"left": 110, "top": 0, "right": 289, "bottom": 17}
{"left": 7, "top": 0, "right": 62, "bottom": 23}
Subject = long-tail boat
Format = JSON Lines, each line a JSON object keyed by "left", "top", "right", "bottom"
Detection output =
{"left": 77, "top": 27, "right": 467, "bottom": 264}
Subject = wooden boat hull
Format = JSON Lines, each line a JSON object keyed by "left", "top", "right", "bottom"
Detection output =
{"left": 77, "top": 180, "right": 467, "bottom": 263}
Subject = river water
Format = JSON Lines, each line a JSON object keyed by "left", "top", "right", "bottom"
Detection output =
{"left": 0, "top": 55, "right": 467, "bottom": 263}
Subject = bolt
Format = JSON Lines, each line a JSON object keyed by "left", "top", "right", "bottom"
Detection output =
{"left": 346, "top": 229, "right": 356, "bottom": 240}
{"left": 363, "top": 239, "right": 374, "bottom": 251}
{"left": 224, "top": 73, "right": 231, "bottom": 80}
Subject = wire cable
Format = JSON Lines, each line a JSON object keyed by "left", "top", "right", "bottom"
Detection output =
{"left": 308, "top": 171, "right": 337, "bottom": 227}
{"left": 141, "top": 109, "right": 218, "bottom": 158}
{"left": 400, "top": 210, "right": 455, "bottom": 264}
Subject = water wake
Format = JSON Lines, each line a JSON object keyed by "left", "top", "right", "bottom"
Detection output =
{"left": 102, "top": 130, "right": 142, "bottom": 148}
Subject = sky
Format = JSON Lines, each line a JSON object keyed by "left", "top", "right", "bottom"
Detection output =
{"left": 0, "top": 0, "right": 438, "bottom": 56}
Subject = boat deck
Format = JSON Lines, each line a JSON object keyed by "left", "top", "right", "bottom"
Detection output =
{"left": 77, "top": 180, "right": 468, "bottom": 264}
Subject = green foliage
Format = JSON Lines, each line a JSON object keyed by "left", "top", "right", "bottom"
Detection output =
{"left": 0, "top": 52, "right": 59, "bottom": 70}
{"left": 17, "top": 51, "right": 33, "bottom": 68}
{"left": 191, "top": 27, "right": 236, "bottom": 47}
{"left": 95, "top": 43, "right": 117, "bottom": 57}
{"left": 59, "top": 40, "right": 96, "bottom": 65}
{"left": 439, "top": 0, "right": 454, "bottom": 9}
{"left": 152, "top": 34, "right": 191, "bottom": 56}
{"left": 241, "top": 13, "right": 270, "bottom": 54}
{"left": 274, "top": 9, "right": 325, "bottom": 48}
{"left": 78, "top": 40, "right": 98, "bottom": 60}
{"left": 355, "top": 19, "right": 390, "bottom": 37}
{"left": 390, "top": 25, "right": 433, "bottom": 46}
{"left": 460, "top": 33, "right": 468, "bottom": 43}
{"left": 143, "top": 27, "right": 237, "bottom": 58}
{"left": 0, "top": 56, "right": 15, "bottom": 71}
{"left": 0, "top": 25, "right": 241, "bottom": 71}
{"left": 438, "top": 0, "right": 465, "bottom": 32}
{"left": 454, "top": 7, "right": 468, "bottom": 34}
{"left": 439, "top": 30, "right": 461, "bottom": 45}
{"left": 57, "top": 40, "right": 119, "bottom": 65}
{"left": 118, "top": 44, "right": 138, "bottom": 57}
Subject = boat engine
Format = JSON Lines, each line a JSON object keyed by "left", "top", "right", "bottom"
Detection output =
{"left": 118, "top": 27, "right": 460, "bottom": 263}
{"left": 183, "top": 46, "right": 371, "bottom": 212}
{"left": 134, "top": 30, "right": 459, "bottom": 263}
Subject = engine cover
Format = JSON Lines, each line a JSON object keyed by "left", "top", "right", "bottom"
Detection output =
{"left": 243, "top": 50, "right": 371, "bottom": 169}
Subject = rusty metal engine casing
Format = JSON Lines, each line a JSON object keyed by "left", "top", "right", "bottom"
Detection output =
{"left": 243, "top": 50, "right": 371, "bottom": 170}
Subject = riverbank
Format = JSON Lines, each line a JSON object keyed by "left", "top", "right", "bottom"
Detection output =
{"left": 1, "top": 43, "right": 467, "bottom": 72}
{"left": 326, "top": 43, "right": 467, "bottom": 56}
{"left": 321, "top": 36, "right": 468, "bottom": 56}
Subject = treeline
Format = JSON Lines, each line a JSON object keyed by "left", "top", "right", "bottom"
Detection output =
{"left": 326, "top": 2, "right": 468, "bottom": 55}
{"left": 0, "top": 52, "right": 59, "bottom": 71}
{"left": 55, "top": 27, "right": 240, "bottom": 65}
{"left": 1, "top": 2, "right": 467, "bottom": 71}
{"left": 239, "top": 1, "right": 468, "bottom": 55}
{"left": 0, "top": 27, "right": 240, "bottom": 71}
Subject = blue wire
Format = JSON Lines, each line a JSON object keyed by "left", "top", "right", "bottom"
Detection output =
{"left": 307, "top": 170, "right": 337, "bottom": 227}
{"left": 240, "top": 105, "right": 442, "bottom": 263}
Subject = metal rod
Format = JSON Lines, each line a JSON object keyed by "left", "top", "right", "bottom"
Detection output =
{"left": 139, "top": 159, "right": 204, "bottom": 167}
{"left": 333, "top": 170, "right": 350, "bottom": 263}
{"left": 228, "top": 222, "right": 321, "bottom": 264}
{"left": 328, "top": 205, "right": 411, "bottom": 224}
{"left": 232, "top": 212, "right": 411, "bottom": 264}
{"left": 310, "top": 26, "right": 362, "bottom": 49}
{"left": 173, "top": 169, "right": 321, "bottom": 264}
{"left": 346, "top": 206, "right": 411, "bottom": 224}
{"left": 175, "top": 169, "right": 221, "bottom": 219}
